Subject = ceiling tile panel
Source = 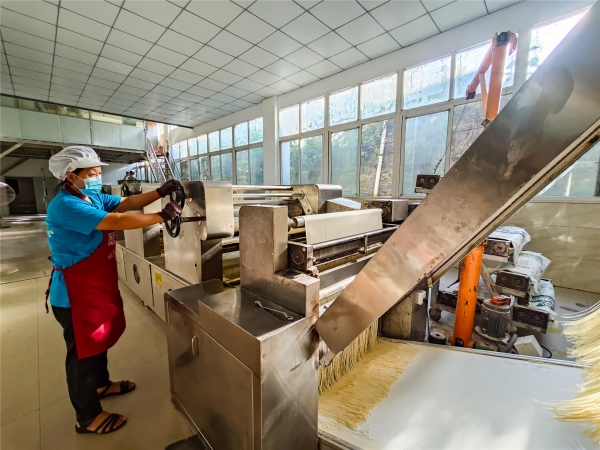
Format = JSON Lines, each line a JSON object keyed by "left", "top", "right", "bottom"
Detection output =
{"left": 0, "top": 9, "right": 56, "bottom": 40}
{"left": 255, "top": 86, "right": 280, "bottom": 98}
{"left": 52, "top": 66, "right": 89, "bottom": 82}
{"left": 1, "top": 0, "right": 58, "bottom": 24}
{"left": 357, "top": 33, "right": 401, "bottom": 58}
{"left": 100, "top": 44, "right": 144, "bottom": 67}
{"left": 1, "top": 29, "right": 55, "bottom": 54}
{"left": 210, "top": 92, "right": 237, "bottom": 103}
{"left": 193, "top": 45, "right": 234, "bottom": 68}
{"left": 61, "top": 0, "right": 120, "bottom": 26}
{"left": 55, "top": 43, "right": 98, "bottom": 66}
{"left": 370, "top": 1, "right": 427, "bottom": 30}
{"left": 50, "top": 95, "right": 79, "bottom": 105}
{"left": 305, "top": 59, "right": 341, "bottom": 78}
{"left": 357, "top": 1, "right": 389, "bottom": 11}
{"left": 286, "top": 69, "right": 319, "bottom": 85}
{"left": 258, "top": 31, "right": 303, "bottom": 58}
{"left": 307, "top": 32, "right": 352, "bottom": 58}
{"left": 231, "top": 99, "right": 254, "bottom": 108}
{"left": 58, "top": 9, "right": 111, "bottom": 41}
{"left": 281, "top": 13, "right": 329, "bottom": 45}
{"left": 389, "top": 14, "right": 439, "bottom": 46}
{"left": 136, "top": 57, "right": 177, "bottom": 77}
{"left": 248, "top": 1, "right": 303, "bottom": 28}
{"left": 112, "top": 91, "right": 142, "bottom": 102}
{"left": 310, "top": 1, "right": 365, "bottom": 29}
{"left": 86, "top": 77, "right": 120, "bottom": 90}
{"left": 95, "top": 57, "right": 134, "bottom": 76}
{"left": 179, "top": 58, "right": 219, "bottom": 77}
{"left": 106, "top": 29, "right": 154, "bottom": 55}
{"left": 264, "top": 59, "right": 302, "bottom": 78}
{"left": 237, "top": 46, "right": 279, "bottom": 68}
{"left": 56, "top": 29, "right": 103, "bottom": 54}
{"left": 226, "top": 12, "right": 276, "bottom": 44}
{"left": 242, "top": 93, "right": 264, "bottom": 104}
{"left": 208, "top": 31, "right": 253, "bottom": 57}
{"left": 209, "top": 69, "right": 243, "bottom": 85}
{"left": 421, "top": 0, "right": 454, "bottom": 12}
{"left": 152, "top": 85, "right": 182, "bottom": 97}
{"left": 283, "top": 47, "right": 324, "bottom": 69}
{"left": 169, "top": 68, "right": 204, "bottom": 85}
{"left": 177, "top": 92, "right": 205, "bottom": 102}
{"left": 168, "top": 98, "right": 195, "bottom": 107}
{"left": 336, "top": 14, "right": 386, "bottom": 45}
{"left": 146, "top": 45, "right": 188, "bottom": 67}
{"left": 79, "top": 98, "right": 105, "bottom": 107}
{"left": 145, "top": 91, "right": 175, "bottom": 102}
{"left": 50, "top": 84, "right": 83, "bottom": 97}
{"left": 114, "top": 9, "right": 166, "bottom": 42}
{"left": 234, "top": 78, "right": 263, "bottom": 92}
{"left": 123, "top": 76, "right": 157, "bottom": 90}
{"left": 247, "top": 70, "right": 280, "bottom": 86}
{"left": 329, "top": 47, "right": 369, "bottom": 69}
{"left": 160, "top": 77, "right": 192, "bottom": 91}
{"left": 171, "top": 11, "right": 221, "bottom": 43}
{"left": 4, "top": 43, "right": 53, "bottom": 65}
{"left": 12, "top": 76, "right": 50, "bottom": 90}
{"left": 91, "top": 67, "right": 127, "bottom": 83}
{"left": 122, "top": 0, "right": 182, "bottom": 26}
{"left": 219, "top": 86, "right": 248, "bottom": 98}
{"left": 185, "top": 1, "right": 243, "bottom": 27}
{"left": 222, "top": 59, "right": 259, "bottom": 78}
{"left": 108, "top": 97, "right": 135, "bottom": 107}
{"left": 430, "top": 0, "right": 487, "bottom": 31}
{"left": 53, "top": 56, "right": 94, "bottom": 75}
{"left": 198, "top": 77, "right": 229, "bottom": 92}
{"left": 269, "top": 79, "right": 298, "bottom": 93}
{"left": 187, "top": 86, "right": 217, "bottom": 97}
{"left": 157, "top": 30, "right": 203, "bottom": 56}
{"left": 14, "top": 86, "right": 48, "bottom": 97}
{"left": 295, "top": 1, "right": 322, "bottom": 10}
{"left": 485, "top": 0, "right": 522, "bottom": 13}
{"left": 117, "top": 84, "right": 149, "bottom": 97}
{"left": 52, "top": 75, "right": 86, "bottom": 89}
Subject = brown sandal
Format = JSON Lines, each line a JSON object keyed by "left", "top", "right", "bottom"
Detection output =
{"left": 75, "top": 413, "right": 127, "bottom": 434}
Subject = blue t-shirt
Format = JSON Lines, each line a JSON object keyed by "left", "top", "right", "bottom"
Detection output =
{"left": 46, "top": 190, "right": 121, "bottom": 308}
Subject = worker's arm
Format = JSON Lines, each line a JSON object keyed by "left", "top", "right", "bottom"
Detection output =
{"left": 96, "top": 212, "right": 163, "bottom": 230}
{"left": 97, "top": 201, "right": 182, "bottom": 230}
{"left": 113, "top": 190, "right": 160, "bottom": 212}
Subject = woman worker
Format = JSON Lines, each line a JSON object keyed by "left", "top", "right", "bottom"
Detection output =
{"left": 45, "top": 146, "right": 182, "bottom": 435}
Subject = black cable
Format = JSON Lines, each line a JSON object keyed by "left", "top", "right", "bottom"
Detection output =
{"left": 540, "top": 344, "right": 553, "bottom": 358}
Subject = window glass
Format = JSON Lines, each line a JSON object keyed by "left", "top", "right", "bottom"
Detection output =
{"left": 331, "top": 128, "right": 359, "bottom": 196}
{"left": 211, "top": 155, "right": 222, "bottom": 181}
{"left": 90, "top": 111, "right": 123, "bottom": 124}
{"left": 190, "top": 158, "right": 199, "bottom": 180}
{"left": 221, "top": 152, "right": 233, "bottom": 182}
{"left": 171, "top": 142, "right": 180, "bottom": 160}
{"left": 454, "top": 41, "right": 516, "bottom": 99}
{"left": 235, "top": 122, "right": 249, "bottom": 147}
{"left": 403, "top": 111, "right": 448, "bottom": 195}
{"left": 301, "top": 97, "right": 325, "bottom": 132}
{"left": 220, "top": 127, "right": 233, "bottom": 150}
{"left": 403, "top": 56, "right": 451, "bottom": 109}
{"left": 329, "top": 86, "right": 358, "bottom": 126}
{"left": 198, "top": 134, "right": 208, "bottom": 154}
{"left": 209, "top": 131, "right": 220, "bottom": 152}
{"left": 180, "top": 160, "right": 190, "bottom": 181}
{"left": 279, "top": 105, "right": 299, "bottom": 137}
{"left": 538, "top": 142, "right": 599, "bottom": 197}
{"left": 527, "top": 12, "right": 585, "bottom": 79}
{"left": 301, "top": 135, "right": 323, "bottom": 184}
{"left": 236, "top": 150, "right": 250, "bottom": 184}
{"left": 361, "top": 74, "right": 397, "bottom": 120}
{"left": 361, "top": 119, "right": 395, "bottom": 197}
{"left": 249, "top": 117, "right": 263, "bottom": 143}
{"left": 450, "top": 95, "right": 512, "bottom": 166}
{"left": 281, "top": 140, "right": 299, "bottom": 185}
{"left": 199, "top": 156, "right": 210, "bottom": 180}
{"left": 188, "top": 137, "right": 198, "bottom": 156}
{"left": 175, "top": 161, "right": 181, "bottom": 179}
{"left": 0, "top": 96, "right": 17, "bottom": 108}
{"left": 250, "top": 147, "right": 264, "bottom": 185}
{"left": 180, "top": 140, "right": 189, "bottom": 158}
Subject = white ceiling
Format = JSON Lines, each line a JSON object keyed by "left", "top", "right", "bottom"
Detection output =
{"left": 0, "top": 0, "right": 520, "bottom": 128}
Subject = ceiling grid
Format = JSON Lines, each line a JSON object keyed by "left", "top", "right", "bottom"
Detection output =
{"left": 0, "top": 0, "right": 521, "bottom": 127}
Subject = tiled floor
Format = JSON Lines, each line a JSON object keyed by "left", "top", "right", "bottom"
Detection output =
{"left": 0, "top": 221, "right": 192, "bottom": 450}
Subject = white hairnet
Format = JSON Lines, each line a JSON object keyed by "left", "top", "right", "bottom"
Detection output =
{"left": 49, "top": 146, "right": 108, "bottom": 179}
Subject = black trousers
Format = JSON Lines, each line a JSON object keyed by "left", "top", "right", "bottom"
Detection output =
{"left": 52, "top": 306, "right": 110, "bottom": 425}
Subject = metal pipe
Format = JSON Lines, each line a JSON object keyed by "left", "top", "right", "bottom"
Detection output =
{"left": 233, "top": 185, "right": 293, "bottom": 191}
{"left": 232, "top": 193, "right": 300, "bottom": 199}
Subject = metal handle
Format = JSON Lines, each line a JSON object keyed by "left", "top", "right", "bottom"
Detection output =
{"left": 191, "top": 335, "right": 199, "bottom": 356}
{"left": 254, "top": 300, "right": 294, "bottom": 322}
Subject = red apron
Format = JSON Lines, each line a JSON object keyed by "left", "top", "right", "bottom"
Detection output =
{"left": 46, "top": 189, "right": 126, "bottom": 359}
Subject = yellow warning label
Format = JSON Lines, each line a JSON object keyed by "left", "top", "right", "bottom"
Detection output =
{"left": 154, "top": 272, "right": 162, "bottom": 286}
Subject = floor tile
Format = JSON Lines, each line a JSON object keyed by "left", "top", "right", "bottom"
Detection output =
{"left": 38, "top": 343, "right": 69, "bottom": 408}
{"left": 1, "top": 314, "right": 38, "bottom": 360}
{"left": 1, "top": 349, "right": 40, "bottom": 423}
{"left": 0, "top": 410, "right": 41, "bottom": 450}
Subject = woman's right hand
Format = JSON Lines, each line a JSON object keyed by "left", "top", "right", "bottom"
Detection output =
{"left": 158, "top": 201, "right": 183, "bottom": 222}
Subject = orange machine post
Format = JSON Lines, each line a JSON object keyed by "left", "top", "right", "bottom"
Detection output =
{"left": 449, "top": 243, "right": 486, "bottom": 348}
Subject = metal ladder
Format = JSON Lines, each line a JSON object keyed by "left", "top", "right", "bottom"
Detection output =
{"left": 143, "top": 127, "right": 180, "bottom": 182}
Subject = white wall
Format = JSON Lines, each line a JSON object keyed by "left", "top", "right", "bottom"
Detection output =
{"left": 188, "top": 0, "right": 592, "bottom": 185}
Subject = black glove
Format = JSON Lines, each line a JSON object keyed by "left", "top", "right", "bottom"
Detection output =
{"left": 156, "top": 179, "right": 178, "bottom": 198}
{"left": 158, "top": 201, "right": 183, "bottom": 222}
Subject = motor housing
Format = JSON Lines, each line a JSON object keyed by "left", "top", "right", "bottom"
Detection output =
{"left": 476, "top": 295, "right": 512, "bottom": 341}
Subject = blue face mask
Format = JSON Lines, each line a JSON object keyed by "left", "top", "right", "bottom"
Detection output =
{"left": 76, "top": 174, "right": 103, "bottom": 196}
